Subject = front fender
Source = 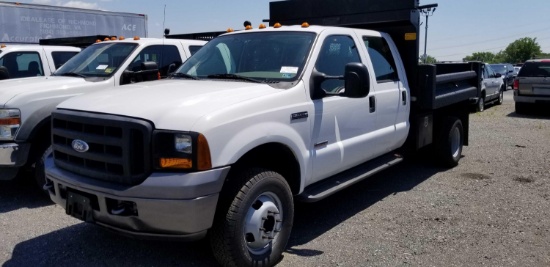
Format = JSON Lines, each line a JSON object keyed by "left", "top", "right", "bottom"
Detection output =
{"left": 210, "top": 121, "right": 311, "bottom": 193}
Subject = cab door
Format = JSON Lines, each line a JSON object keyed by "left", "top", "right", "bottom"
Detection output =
{"left": 361, "top": 34, "right": 408, "bottom": 150}
{"left": 309, "top": 33, "right": 382, "bottom": 183}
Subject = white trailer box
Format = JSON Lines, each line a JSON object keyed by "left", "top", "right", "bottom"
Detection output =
{"left": 0, "top": 1, "right": 147, "bottom": 44}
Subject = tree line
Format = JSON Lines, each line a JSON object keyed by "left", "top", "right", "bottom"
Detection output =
{"left": 424, "top": 37, "right": 549, "bottom": 64}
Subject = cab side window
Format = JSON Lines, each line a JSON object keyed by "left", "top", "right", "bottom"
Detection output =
{"left": 482, "top": 65, "right": 490, "bottom": 79}
{"left": 189, "top": 45, "right": 202, "bottom": 55}
{"left": 363, "top": 36, "right": 398, "bottom": 82}
{"left": 52, "top": 51, "right": 79, "bottom": 69}
{"left": 315, "top": 35, "right": 361, "bottom": 93}
{"left": 128, "top": 45, "right": 182, "bottom": 77}
{"left": 0, "top": 52, "right": 43, "bottom": 78}
{"left": 485, "top": 65, "right": 496, "bottom": 78}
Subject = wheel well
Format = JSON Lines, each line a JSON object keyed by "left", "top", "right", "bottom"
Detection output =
{"left": 226, "top": 143, "right": 301, "bottom": 195}
{"left": 26, "top": 117, "right": 51, "bottom": 167}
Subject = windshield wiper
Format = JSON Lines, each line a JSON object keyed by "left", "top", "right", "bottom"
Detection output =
{"left": 170, "top": 72, "right": 199, "bottom": 80}
{"left": 55, "top": 72, "right": 88, "bottom": 78}
{"left": 207, "top": 73, "right": 263, "bottom": 83}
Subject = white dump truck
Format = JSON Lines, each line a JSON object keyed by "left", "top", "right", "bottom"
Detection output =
{"left": 45, "top": 0, "right": 481, "bottom": 266}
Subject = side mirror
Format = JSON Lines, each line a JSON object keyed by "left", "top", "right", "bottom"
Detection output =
{"left": 309, "top": 69, "right": 328, "bottom": 100}
{"left": 343, "top": 62, "right": 370, "bottom": 98}
{"left": 494, "top": 73, "right": 502, "bottom": 78}
{"left": 121, "top": 61, "right": 159, "bottom": 84}
{"left": 140, "top": 61, "right": 158, "bottom": 72}
{"left": 167, "top": 63, "right": 177, "bottom": 75}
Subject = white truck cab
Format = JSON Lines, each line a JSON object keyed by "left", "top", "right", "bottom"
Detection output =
{"left": 0, "top": 44, "right": 80, "bottom": 80}
{"left": 0, "top": 37, "right": 206, "bottom": 184}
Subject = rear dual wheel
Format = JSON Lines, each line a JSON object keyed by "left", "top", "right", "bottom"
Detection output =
{"left": 435, "top": 117, "right": 463, "bottom": 168}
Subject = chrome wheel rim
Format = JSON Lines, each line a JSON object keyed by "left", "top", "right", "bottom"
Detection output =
{"left": 243, "top": 192, "right": 283, "bottom": 255}
{"left": 451, "top": 126, "right": 461, "bottom": 158}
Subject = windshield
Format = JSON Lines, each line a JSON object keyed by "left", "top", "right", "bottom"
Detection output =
{"left": 177, "top": 31, "right": 316, "bottom": 82}
{"left": 54, "top": 43, "right": 138, "bottom": 78}
{"left": 490, "top": 64, "right": 506, "bottom": 74}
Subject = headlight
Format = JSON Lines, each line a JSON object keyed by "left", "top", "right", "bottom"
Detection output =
{"left": 153, "top": 131, "right": 212, "bottom": 171}
{"left": 175, "top": 133, "right": 192, "bottom": 153}
{"left": 0, "top": 109, "right": 21, "bottom": 141}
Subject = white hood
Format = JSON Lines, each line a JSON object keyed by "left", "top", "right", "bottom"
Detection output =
{"left": 0, "top": 76, "right": 103, "bottom": 107}
{"left": 57, "top": 79, "right": 280, "bottom": 130}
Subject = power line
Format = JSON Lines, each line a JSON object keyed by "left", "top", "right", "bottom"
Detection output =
{"left": 429, "top": 27, "right": 550, "bottom": 52}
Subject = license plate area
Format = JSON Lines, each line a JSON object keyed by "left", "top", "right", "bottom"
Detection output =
{"left": 66, "top": 189, "right": 95, "bottom": 222}
{"left": 533, "top": 86, "right": 550, "bottom": 95}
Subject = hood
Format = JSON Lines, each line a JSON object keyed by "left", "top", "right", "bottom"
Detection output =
{"left": 57, "top": 79, "right": 281, "bottom": 130}
{"left": 0, "top": 76, "right": 92, "bottom": 106}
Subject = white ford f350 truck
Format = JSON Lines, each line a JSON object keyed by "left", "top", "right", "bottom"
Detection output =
{"left": 45, "top": 0, "right": 481, "bottom": 266}
{"left": 0, "top": 44, "right": 80, "bottom": 80}
{"left": 0, "top": 37, "right": 206, "bottom": 187}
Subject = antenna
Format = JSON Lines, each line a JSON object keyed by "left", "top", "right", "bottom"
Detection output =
{"left": 163, "top": 4, "right": 167, "bottom": 38}
{"left": 160, "top": 4, "right": 166, "bottom": 79}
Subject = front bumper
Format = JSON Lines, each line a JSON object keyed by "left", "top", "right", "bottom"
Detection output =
{"left": 45, "top": 154, "right": 230, "bottom": 241}
{"left": 0, "top": 142, "right": 31, "bottom": 180}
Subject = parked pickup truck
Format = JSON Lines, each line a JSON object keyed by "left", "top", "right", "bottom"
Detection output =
{"left": 44, "top": 0, "right": 481, "bottom": 266}
{"left": 0, "top": 37, "right": 206, "bottom": 187}
{"left": 0, "top": 44, "right": 80, "bottom": 80}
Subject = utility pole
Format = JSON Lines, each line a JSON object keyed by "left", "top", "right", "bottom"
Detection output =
{"left": 418, "top": 4, "right": 438, "bottom": 63}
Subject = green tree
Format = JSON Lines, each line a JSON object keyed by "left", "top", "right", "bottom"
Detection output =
{"left": 423, "top": 55, "right": 437, "bottom": 64}
{"left": 463, "top": 52, "right": 495, "bottom": 63}
{"left": 493, "top": 51, "right": 507, "bottom": 63}
{"left": 503, "top": 37, "right": 542, "bottom": 64}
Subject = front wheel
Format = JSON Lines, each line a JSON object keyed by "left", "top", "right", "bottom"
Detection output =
{"left": 435, "top": 117, "right": 463, "bottom": 168}
{"left": 210, "top": 168, "right": 294, "bottom": 267}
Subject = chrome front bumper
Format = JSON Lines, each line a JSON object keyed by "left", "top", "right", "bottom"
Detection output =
{"left": 0, "top": 142, "right": 31, "bottom": 180}
{"left": 45, "top": 155, "right": 230, "bottom": 241}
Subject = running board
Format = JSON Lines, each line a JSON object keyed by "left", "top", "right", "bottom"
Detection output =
{"left": 297, "top": 153, "right": 403, "bottom": 203}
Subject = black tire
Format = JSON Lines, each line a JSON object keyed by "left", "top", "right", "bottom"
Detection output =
{"left": 476, "top": 96, "right": 485, "bottom": 112}
{"left": 496, "top": 90, "right": 504, "bottom": 105}
{"left": 210, "top": 168, "right": 294, "bottom": 267}
{"left": 435, "top": 117, "right": 463, "bottom": 168}
{"left": 34, "top": 146, "right": 52, "bottom": 194}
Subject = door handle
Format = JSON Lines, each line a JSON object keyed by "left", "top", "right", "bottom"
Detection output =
{"left": 401, "top": 91, "right": 407, "bottom": 105}
{"left": 369, "top": 96, "right": 376, "bottom": 113}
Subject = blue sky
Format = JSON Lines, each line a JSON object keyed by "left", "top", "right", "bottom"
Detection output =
{"left": 16, "top": 0, "right": 550, "bottom": 62}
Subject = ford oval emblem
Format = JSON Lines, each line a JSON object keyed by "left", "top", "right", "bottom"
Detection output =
{"left": 72, "top": 139, "right": 89, "bottom": 153}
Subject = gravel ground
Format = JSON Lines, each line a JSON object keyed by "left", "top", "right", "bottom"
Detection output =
{"left": 1, "top": 90, "right": 549, "bottom": 267}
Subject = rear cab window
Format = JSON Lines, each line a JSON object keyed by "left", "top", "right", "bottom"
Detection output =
{"left": 518, "top": 62, "right": 550, "bottom": 77}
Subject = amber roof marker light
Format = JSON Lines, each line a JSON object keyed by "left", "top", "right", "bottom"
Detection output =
{"left": 244, "top": 20, "right": 253, "bottom": 30}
